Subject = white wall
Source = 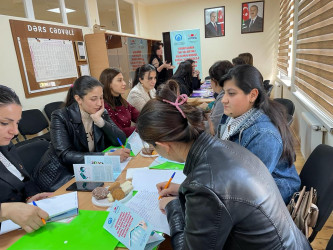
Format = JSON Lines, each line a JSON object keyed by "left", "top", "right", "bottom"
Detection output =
{"left": 137, "top": 0, "right": 280, "bottom": 81}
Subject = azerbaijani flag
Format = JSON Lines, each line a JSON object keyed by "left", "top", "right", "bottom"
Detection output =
{"left": 242, "top": 3, "right": 249, "bottom": 23}
{"left": 218, "top": 9, "right": 224, "bottom": 36}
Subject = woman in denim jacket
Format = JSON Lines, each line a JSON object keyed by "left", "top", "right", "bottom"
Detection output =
{"left": 217, "top": 65, "right": 300, "bottom": 204}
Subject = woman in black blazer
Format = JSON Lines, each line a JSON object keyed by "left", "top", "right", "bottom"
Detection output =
{"left": 0, "top": 85, "right": 49, "bottom": 233}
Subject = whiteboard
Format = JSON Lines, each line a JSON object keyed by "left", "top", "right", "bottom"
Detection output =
{"left": 28, "top": 38, "right": 78, "bottom": 82}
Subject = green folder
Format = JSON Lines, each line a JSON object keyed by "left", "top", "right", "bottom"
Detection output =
{"left": 103, "top": 144, "right": 136, "bottom": 157}
{"left": 9, "top": 210, "right": 119, "bottom": 250}
{"left": 150, "top": 161, "right": 184, "bottom": 170}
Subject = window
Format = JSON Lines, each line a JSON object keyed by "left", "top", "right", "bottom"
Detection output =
{"left": 33, "top": 0, "right": 62, "bottom": 23}
{"left": 0, "top": 0, "right": 25, "bottom": 18}
{"left": 65, "top": 0, "right": 88, "bottom": 27}
{"left": 97, "top": 0, "right": 119, "bottom": 32}
{"left": 119, "top": 0, "right": 135, "bottom": 34}
{"left": 294, "top": 0, "right": 333, "bottom": 117}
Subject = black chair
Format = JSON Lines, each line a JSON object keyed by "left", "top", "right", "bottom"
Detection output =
{"left": 326, "top": 235, "right": 333, "bottom": 250}
{"left": 44, "top": 101, "right": 64, "bottom": 121}
{"left": 15, "top": 139, "right": 49, "bottom": 175}
{"left": 299, "top": 144, "right": 333, "bottom": 243}
{"left": 263, "top": 80, "right": 274, "bottom": 97}
{"left": 17, "top": 109, "right": 50, "bottom": 145}
{"left": 274, "top": 98, "right": 295, "bottom": 125}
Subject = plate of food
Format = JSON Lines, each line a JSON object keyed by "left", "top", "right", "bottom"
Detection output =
{"left": 140, "top": 148, "right": 158, "bottom": 158}
{"left": 92, "top": 180, "right": 133, "bottom": 207}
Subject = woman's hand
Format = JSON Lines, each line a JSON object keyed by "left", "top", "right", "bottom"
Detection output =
{"left": 26, "top": 192, "right": 53, "bottom": 203}
{"left": 156, "top": 182, "right": 180, "bottom": 197}
{"left": 90, "top": 99, "right": 105, "bottom": 126}
{"left": 159, "top": 197, "right": 176, "bottom": 214}
{"left": 193, "top": 70, "right": 200, "bottom": 78}
{"left": 1, "top": 203, "right": 49, "bottom": 233}
{"left": 106, "top": 148, "right": 130, "bottom": 162}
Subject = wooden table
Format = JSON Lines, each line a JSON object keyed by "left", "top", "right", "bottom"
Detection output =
{"left": 187, "top": 97, "right": 215, "bottom": 105}
{"left": 0, "top": 154, "right": 174, "bottom": 250}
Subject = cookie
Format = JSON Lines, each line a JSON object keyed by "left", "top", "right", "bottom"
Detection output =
{"left": 92, "top": 187, "right": 109, "bottom": 200}
{"left": 120, "top": 180, "right": 133, "bottom": 196}
{"left": 112, "top": 188, "right": 125, "bottom": 200}
{"left": 108, "top": 181, "right": 120, "bottom": 192}
{"left": 142, "top": 148, "right": 154, "bottom": 155}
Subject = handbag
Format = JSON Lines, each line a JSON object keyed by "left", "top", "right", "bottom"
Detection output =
{"left": 287, "top": 186, "right": 319, "bottom": 238}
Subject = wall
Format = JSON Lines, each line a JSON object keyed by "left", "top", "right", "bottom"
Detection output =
{"left": 137, "top": 0, "right": 280, "bottom": 81}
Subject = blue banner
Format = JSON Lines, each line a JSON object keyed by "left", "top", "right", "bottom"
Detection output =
{"left": 170, "top": 29, "right": 202, "bottom": 77}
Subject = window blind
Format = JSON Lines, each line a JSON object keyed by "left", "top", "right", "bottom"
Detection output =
{"left": 295, "top": 0, "right": 333, "bottom": 116}
{"left": 277, "top": 0, "right": 294, "bottom": 76}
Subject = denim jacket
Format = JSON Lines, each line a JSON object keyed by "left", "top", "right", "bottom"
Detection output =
{"left": 217, "top": 109, "right": 300, "bottom": 204}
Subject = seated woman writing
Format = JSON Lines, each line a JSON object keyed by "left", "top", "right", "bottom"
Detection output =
{"left": 217, "top": 65, "right": 300, "bottom": 204}
{"left": 100, "top": 68, "right": 140, "bottom": 137}
{"left": 34, "top": 76, "right": 129, "bottom": 192}
{"left": 0, "top": 85, "right": 50, "bottom": 233}
{"left": 127, "top": 64, "right": 157, "bottom": 112}
{"left": 136, "top": 81, "right": 310, "bottom": 249}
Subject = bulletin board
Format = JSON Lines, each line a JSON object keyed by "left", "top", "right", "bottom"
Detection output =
{"left": 9, "top": 20, "right": 86, "bottom": 98}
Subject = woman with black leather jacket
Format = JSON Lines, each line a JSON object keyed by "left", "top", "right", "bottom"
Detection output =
{"left": 136, "top": 80, "right": 311, "bottom": 250}
{"left": 33, "top": 76, "right": 129, "bottom": 192}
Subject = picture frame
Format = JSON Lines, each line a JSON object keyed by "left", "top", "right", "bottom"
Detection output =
{"left": 204, "top": 6, "right": 225, "bottom": 38}
{"left": 241, "top": 1, "right": 264, "bottom": 34}
{"left": 74, "top": 41, "right": 87, "bottom": 61}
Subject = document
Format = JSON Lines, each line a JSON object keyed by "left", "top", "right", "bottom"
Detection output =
{"left": 132, "top": 170, "right": 186, "bottom": 192}
{"left": 84, "top": 155, "right": 121, "bottom": 179}
{"left": 126, "top": 131, "right": 144, "bottom": 155}
{"left": 74, "top": 164, "right": 114, "bottom": 182}
{"left": 104, "top": 200, "right": 164, "bottom": 250}
{"left": 0, "top": 192, "right": 78, "bottom": 235}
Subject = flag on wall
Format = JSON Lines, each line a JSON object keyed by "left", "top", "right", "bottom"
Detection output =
{"left": 242, "top": 3, "right": 249, "bottom": 23}
{"left": 218, "top": 9, "right": 224, "bottom": 36}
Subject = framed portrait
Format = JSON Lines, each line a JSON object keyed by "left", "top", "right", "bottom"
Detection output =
{"left": 241, "top": 1, "right": 264, "bottom": 34}
{"left": 204, "top": 6, "right": 225, "bottom": 38}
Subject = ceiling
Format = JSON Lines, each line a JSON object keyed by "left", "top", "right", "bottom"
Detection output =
{"left": 135, "top": 0, "right": 187, "bottom": 5}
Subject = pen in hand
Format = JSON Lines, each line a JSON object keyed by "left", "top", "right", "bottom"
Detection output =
{"left": 117, "top": 137, "right": 125, "bottom": 149}
{"left": 32, "top": 201, "right": 46, "bottom": 225}
{"left": 158, "top": 172, "right": 176, "bottom": 200}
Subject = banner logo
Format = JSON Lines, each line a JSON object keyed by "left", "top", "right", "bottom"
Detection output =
{"left": 175, "top": 34, "right": 183, "bottom": 41}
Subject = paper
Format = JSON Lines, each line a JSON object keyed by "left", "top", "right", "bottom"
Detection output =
{"left": 120, "top": 157, "right": 132, "bottom": 171}
{"left": 74, "top": 164, "right": 114, "bottom": 182}
{"left": 126, "top": 167, "right": 149, "bottom": 179}
{"left": 79, "top": 64, "right": 90, "bottom": 76}
{"left": 126, "top": 191, "right": 170, "bottom": 235}
{"left": 126, "top": 131, "right": 144, "bottom": 155}
{"left": 0, "top": 220, "right": 20, "bottom": 235}
{"left": 132, "top": 170, "right": 186, "bottom": 192}
{"left": 84, "top": 155, "right": 121, "bottom": 179}
{"left": 103, "top": 201, "right": 164, "bottom": 250}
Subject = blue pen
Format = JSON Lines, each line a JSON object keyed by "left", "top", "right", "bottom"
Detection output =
{"left": 117, "top": 138, "right": 125, "bottom": 149}
{"left": 32, "top": 201, "right": 46, "bottom": 225}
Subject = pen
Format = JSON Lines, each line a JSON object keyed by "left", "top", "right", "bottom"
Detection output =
{"left": 158, "top": 172, "right": 176, "bottom": 200}
{"left": 117, "top": 137, "right": 125, "bottom": 149}
{"left": 32, "top": 201, "right": 46, "bottom": 225}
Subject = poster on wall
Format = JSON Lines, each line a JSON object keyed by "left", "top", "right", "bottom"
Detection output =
{"left": 127, "top": 37, "right": 148, "bottom": 82}
{"left": 241, "top": 1, "right": 264, "bottom": 33}
{"left": 170, "top": 29, "right": 202, "bottom": 76}
{"left": 204, "top": 6, "right": 225, "bottom": 38}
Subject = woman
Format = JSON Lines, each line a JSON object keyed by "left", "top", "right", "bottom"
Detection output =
{"left": 217, "top": 65, "right": 300, "bottom": 204}
{"left": 127, "top": 64, "right": 157, "bottom": 112}
{"left": 185, "top": 59, "right": 201, "bottom": 90}
{"left": 171, "top": 61, "right": 193, "bottom": 96}
{"left": 34, "top": 76, "right": 129, "bottom": 192}
{"left": 238, "top": 52, "right": 253, "bottom": 65}
{"left": 0, "top": 85, "right": 49, "bottom": 233}
{"left": 136, "top": 81, "right": 310, "bottom": 249}
{"left": 149, "top": 42, "right": 174, "bottom": 89}
{"left": 207, "top": 60, "right": 233, "bottom": 134}
{"left": 100, "top": 68, "right": 140, "bottom": 137}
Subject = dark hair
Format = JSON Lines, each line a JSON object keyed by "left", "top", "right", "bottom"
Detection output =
{"left": 0, "top": 85, "right": 21, "bottom": 107}
{"left": 208, "top": 60, "right": 233, "bottom": 86}
{"left": 65, "top": 76, "right": 103, "bottom": 107}
{"left": 220, "top": 65, "right": 295, "bottom": 165}
{"left": 172, "top": 61, "right": 192, "bottom": 85}
{"left": 232, "top": 57, "right": 246, "bottom": 66}
{"left": 132, "top": 64, "right": 156, "bottom": 87}
{"left": 137, "top": 80, "right": 205, "bottom": 145}
{"left": 185, "top": 59, "right": 195, "bottom": 65}
{"left": 99, "top": 68, "right": 128, "bottom": 109}
{"left": 149, "top": 41, "right": 164, "bottom": 63}
{"left": 238, "top": 53, "right": 253, "bottom": 66}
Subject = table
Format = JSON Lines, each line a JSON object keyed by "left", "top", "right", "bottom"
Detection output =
{"left": 0, "top": 154, "right": 172, "bottom": 250}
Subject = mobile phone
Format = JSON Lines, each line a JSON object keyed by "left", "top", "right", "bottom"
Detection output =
{"left": 66, "top": 182, "right": 104, "bottom": 192}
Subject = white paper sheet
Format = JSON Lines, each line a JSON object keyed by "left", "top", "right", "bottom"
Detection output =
{"left": 125, "top": 191, "right": 170, "bottom": 235}
{"left": 126, "top": 131, "right": 144, "bottom": 155}
{"left": 126, "top": 167, "right": 149, "bottom": 179}
{"left": 73, "top": 164, "right": 114, "bottom": 182}
{"left": 132, "top": 170, "right": 186, "bottom": 192}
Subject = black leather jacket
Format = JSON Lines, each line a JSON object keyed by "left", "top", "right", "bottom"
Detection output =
{"left": 165, "top": 132, "right": 311, "bottom": 250}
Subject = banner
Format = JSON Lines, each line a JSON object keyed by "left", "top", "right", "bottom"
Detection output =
{"left": 127, "top": 38, "right": 148, "bottom": 81}
{"left": 170, "top": 29, "right": 202, "bottom": 75}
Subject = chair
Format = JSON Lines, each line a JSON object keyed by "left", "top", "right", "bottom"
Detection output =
{"left": 17, "top": 109, "right": 50, "bottom": 144}
{"left": 263, "top": 80, "right": 274, "bottom": 97}
{"left": 44, "top": 101, "right": 64, "bottom": 121}
{"left": 299, "top": 144, "right": 333, "bottom": 243}
{"left": 326, "top": 235, "right": 333, "bottom": 250}
{"left": 15, "top": 139, "right": 49, "bottom": 175}
{"left": 274, "top": 98, "right": 295, "bottom": 125}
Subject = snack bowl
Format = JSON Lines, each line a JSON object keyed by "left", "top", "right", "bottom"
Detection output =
{"left": 92, "top": 187, "right": 133, "bottom": 207}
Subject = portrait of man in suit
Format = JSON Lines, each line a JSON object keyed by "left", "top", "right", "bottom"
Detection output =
{"left": 205, "top": 7, "right": 225, "bottom": 38}
{"left": 242, "top": 1, "right": 264, "bottom": 33}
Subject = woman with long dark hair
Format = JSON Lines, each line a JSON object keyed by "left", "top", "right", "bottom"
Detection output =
{"left": 136, "top": 81, "right": 310, "bottom": 249}
{"left": 127, "top": 64, "right": 157, "bottom": 111}
{"left": 185, "top": 59, "right": 201, "bottom": 90}
{"left": 217, "top": 65, "right": 300, "bottom": 204}
{"left": 100, "top": 68, "right": 140, "bottom": 137}
{"left": 34, "top": 76, "right": 129, "bottom": 191}
{"left": 171, "top": 60, "right": 193, "bottom": 96}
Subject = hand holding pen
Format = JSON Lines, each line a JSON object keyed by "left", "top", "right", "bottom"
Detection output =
{"left": 104, "top": 137, "right": 130, "bottom": 162}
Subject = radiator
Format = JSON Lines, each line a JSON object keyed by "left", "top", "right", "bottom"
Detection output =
{"left": 300, "top": 112, "right": 324, "bottom": 160}
{"left": 274, "top": 81, "right": 282, "bottom": 98}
